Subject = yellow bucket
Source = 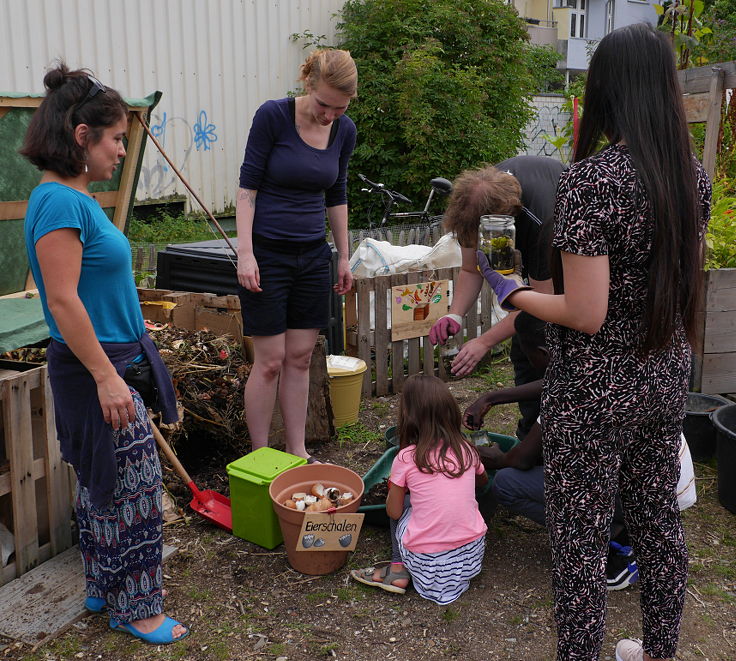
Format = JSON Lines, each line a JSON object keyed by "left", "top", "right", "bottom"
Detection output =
{"left": 326, "top": 356, "right": 367, "bottom": 427}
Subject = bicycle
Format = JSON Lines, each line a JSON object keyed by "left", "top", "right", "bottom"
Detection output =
{"left": 358, "top": 173, "right": 452, "bottom": 230}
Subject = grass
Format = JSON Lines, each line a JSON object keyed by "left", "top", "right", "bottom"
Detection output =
{"left": 442, "top": 606, "right": 460, "bottom": 622}
{"left": 336, "top": 421, "right": 383, "bottom": 447}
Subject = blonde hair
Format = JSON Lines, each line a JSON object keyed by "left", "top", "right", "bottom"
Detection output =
{"left": 299, "top": 49, "right": 358, "bottom": 98}
{"left": 442, "top": 166, "right": 522, "bottom": 248}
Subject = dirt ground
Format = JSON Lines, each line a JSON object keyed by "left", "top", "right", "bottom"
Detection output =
{"left": 4, "top": 360, "right": 736, "bottom": 661}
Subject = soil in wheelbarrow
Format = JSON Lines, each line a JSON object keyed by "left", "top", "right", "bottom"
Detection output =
{"left": 5, "top": 363, "right": 735, "bottom": 661}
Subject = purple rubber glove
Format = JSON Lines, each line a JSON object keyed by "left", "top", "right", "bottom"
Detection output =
{"left": 428, "top": 314, "right": 462, "bottom": 345}
{"left": 476, "top": 250, "right": 531, "bottom": 311}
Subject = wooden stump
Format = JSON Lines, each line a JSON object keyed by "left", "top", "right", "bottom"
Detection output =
{"left": 270, "top": 336, "right": 335, "bottom": 447}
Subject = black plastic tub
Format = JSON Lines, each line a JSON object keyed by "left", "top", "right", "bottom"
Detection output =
{"left": 683, "top": 393, "right": 731, "bottom": 462}
{"left": 712, "top": 403, "right": 736, "bottom": 514}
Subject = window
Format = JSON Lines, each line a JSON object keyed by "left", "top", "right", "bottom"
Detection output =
{"left": 570, "top": 13, "right": 577, "bottom": 37}
{"left": 605, "top": 0, "right": 615, "bottom": 34}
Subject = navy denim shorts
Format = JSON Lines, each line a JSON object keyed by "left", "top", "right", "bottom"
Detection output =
{"left": 238, "top": 235, "right": 332, "bottom": 336}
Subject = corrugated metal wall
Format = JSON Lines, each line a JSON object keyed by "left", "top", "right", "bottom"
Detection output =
{"left": 0, "top": 0, "right": 345, "bottom": 212}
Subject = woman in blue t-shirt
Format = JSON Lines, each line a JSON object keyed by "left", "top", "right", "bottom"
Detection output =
{"left": 21, "top": 64, "right": 188, "bottom": 645}
{"left": 236, "top": 49, "right": 357, "bottom": 461}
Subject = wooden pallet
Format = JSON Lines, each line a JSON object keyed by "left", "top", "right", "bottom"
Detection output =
{"left": 0, "top": 543, "right": 177, "bottom": 647}
{"left": 0, "top": 361, "right": 74, "bottom": 587}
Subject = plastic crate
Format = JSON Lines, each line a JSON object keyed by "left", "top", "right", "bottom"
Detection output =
{"left": 359, "top": 432, "right": 519, "bottom": 527}
{"left": 226, "top": 448, "right": 307, "bottom": 549}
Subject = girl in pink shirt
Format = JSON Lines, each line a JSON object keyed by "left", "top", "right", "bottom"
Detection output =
{"left": 351, "top": 375, "right": 488, "bottom": 604}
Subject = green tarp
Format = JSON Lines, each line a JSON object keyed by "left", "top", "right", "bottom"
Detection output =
{"left": 0, "top": 298, "right": 48, "bottom": 353}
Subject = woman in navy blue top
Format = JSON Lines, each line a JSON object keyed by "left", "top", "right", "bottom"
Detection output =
{"left": 236, "top": 49, "right": 357, "bottom": 460}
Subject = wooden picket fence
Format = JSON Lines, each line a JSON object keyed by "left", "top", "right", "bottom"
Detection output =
{"left": 344, "top": 267, "right": 499, "bottom": 397}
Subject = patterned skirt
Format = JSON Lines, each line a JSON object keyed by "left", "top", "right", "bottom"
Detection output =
{"left": 76, "top": 393, "right": 164, "bottom": 623}
{"left": 396, "top": 507, "right": 485, "bottom": 605}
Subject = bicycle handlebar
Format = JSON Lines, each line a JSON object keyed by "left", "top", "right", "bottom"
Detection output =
{"left": 358, "top": 173, "right": 412, "bottom": 205}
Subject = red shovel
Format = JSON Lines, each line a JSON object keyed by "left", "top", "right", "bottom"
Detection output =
{"left": 149, "top": 417, "right": 233, "bottom": 532}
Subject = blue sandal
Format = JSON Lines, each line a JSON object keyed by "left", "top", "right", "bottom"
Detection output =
{"left": 84, "top": 597, "right": 106, "bottom": 613}
{"left": 109, "top": 616, "right": 189, "bottom": 645}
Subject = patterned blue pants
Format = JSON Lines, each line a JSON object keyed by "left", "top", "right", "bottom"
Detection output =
{"left": 76, "top": 393, "right": 164, "bottom": 623}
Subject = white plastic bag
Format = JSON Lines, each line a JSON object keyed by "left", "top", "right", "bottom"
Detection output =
{"left": 349, "top": 233, "right": 462, "bottom": 278}
{"left": 677, "top": 433, "right": 697, "bottom": 511}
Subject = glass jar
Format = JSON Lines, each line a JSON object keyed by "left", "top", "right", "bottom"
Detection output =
{"left": 440, "top": 342, "right": 460, "bottom": 379}
{"left": 479, "top": 215, "right": 516, "bottom": 275}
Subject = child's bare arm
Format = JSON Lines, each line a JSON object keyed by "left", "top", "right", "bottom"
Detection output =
{"left": 475, "top": 470, "right": 489, "bottom": 489}
{"left": 386, "top": 481, "right": 407, "bottom": 520}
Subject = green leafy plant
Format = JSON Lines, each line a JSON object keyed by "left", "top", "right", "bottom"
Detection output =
{"left": 324, "top": 0, "right": 559, "bottom": 227}
{"left": 655, "top": 0, "right": 712, "bottom": 69}
{"left": 705, "top": 178, "right": 736, "bottom": 270}
{"left": 127, "top": 212, "right": 235, "bottom": 244}
{"left": 693, "top": 0, "right": 736, "bottom": 65}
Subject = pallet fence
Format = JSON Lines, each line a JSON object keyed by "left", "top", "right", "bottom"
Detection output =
{"left": 0, "top": 362, "right": 74, "bottom": 586}
{"left": 345, "top": 267, "right": 497, "bottom": 397}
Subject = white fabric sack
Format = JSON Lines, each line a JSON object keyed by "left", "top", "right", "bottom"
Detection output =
{"left": 0, "top": 523, "right": 14, "bottom": 566}
{"left": 677, "top": 433, "right": 697, "bottom": 511}
{"left": 349, "top": 232, "right": 462, "bottom": 278}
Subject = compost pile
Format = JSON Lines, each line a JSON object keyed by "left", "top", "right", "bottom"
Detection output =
{"left": 152, "top": 327, "right": 250, "bottom": 453}
{"left": 2, "top": 328, "right": 251, "bottom": 454}
{"left": 362, "top": 477, "right": 389, "bottom": 506}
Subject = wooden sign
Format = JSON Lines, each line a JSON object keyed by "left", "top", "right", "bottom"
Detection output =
{"left": 296, "top": 512, "right": 365, "bottom": 552}
{"left": 391, "top": 280, "right": 448, "bottom": 341}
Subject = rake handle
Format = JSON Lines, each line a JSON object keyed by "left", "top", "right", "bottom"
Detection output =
{"left": 148, "top": 415, "right": 196, "bottom": 487}
{"left": 135, "top": 114, "right": 238, "bottom": 256}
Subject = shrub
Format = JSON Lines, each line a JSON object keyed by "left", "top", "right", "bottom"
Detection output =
{"left": 706, "top": 178, "right": 736, "bottom": 270}
{"left": 332, "top": 0, "right": 560, "bottom": 227}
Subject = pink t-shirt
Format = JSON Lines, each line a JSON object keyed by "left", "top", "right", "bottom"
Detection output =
{"left": 389, "top": 445, "right": 488, "bottom": 553}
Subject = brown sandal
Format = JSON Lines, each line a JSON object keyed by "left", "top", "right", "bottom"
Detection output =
{"left": 350, "top": 562, "right": 410, "bottom": 594}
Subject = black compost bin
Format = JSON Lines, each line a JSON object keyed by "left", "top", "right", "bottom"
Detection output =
{"left": 155, "top": 238, "right": 344, "bottom": 354}
{"left": 683, "top": 393, "right": 731, "bottom": 462}
{"left": 712, "top": 403, "right": 736, "bottom": 514}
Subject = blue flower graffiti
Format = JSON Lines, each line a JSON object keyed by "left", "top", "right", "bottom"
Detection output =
{"left": 193, "top": 110, "right": 218, "bottom": 151}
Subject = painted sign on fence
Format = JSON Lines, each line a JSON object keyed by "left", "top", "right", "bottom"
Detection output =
{"left": 391, "top": 280, "right": 448, "bottom": 341}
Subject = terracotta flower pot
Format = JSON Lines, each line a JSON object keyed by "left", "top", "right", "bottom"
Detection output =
{"left": 269, "top": 464, "right": 364, "bottom": 575}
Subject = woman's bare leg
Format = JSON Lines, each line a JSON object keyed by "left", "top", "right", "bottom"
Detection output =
{"left": 244, "top": 334, "right": 286, "bottom": 449}
{"left": 278, "top": 328, "right": 319, "bottom": 458}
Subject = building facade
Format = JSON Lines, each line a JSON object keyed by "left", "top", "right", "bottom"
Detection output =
{"left": 513, "top": 0, "right": 658, "bottom": 76}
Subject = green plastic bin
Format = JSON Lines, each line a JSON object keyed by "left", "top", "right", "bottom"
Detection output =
{"left": 226, "top": 448, "right": 307, "bottom": 549}
{"left": 360, "top": 432, "right": 519, "bottom": 527}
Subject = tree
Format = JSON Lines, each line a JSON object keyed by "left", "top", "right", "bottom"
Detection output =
{"left": 331, "top": 0, "right": 560, "bottom": 227}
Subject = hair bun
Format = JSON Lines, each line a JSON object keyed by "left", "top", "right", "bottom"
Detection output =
{"left": 43, "top": 64, "right": 70, "bottom": 91}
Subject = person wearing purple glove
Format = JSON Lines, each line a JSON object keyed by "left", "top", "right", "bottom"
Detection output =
{"left": 429, "top": 159, "right": 563, "bottom": 439}
{"left": 475, "top": 250, "right": 530, "bottom": 311}
{"left": 476, "top": 24, "right": 710, "bottom": 661}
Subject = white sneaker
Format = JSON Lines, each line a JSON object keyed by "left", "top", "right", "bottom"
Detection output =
{"left": 615, "top": 638, "right": 644, "bottom": 661}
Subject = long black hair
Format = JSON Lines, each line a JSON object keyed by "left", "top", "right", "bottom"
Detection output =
{"left": 558, "top": 23, "right": 704, "bottom": 352}
{"left": 20, "top": 62, "right": 128, "bottom": 178}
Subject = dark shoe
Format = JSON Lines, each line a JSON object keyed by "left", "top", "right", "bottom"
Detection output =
{"left": 607, "top": 540, "right": 639, "bottom": 591}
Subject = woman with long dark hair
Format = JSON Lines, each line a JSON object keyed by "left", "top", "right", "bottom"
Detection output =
{"left": 477, "top": 24, "right": 709, "bottom": 660}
